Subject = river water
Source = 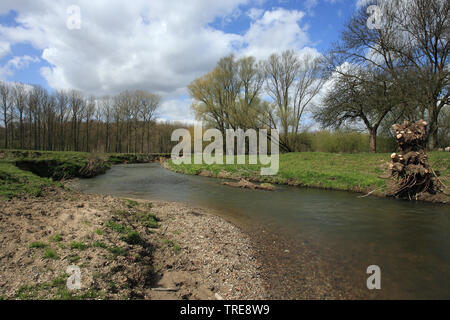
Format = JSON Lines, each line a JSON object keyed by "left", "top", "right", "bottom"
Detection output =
{"left": 77, "top": 163, "right": 450, "bottom": 299}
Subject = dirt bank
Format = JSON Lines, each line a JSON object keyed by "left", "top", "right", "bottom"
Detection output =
{"left": 0, "top": 188, "right": 266, "bottom": 300}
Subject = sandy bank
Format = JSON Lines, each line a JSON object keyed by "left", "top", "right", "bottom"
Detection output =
{"left": 0, "top": 188, "right": 266, "bottom": 300}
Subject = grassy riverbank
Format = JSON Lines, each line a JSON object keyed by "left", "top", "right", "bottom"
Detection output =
{"left": 0, "top": 150, "right": 169, "bottom": 199}
{"left": 166, "top": 152, "right": 450, "bottom": 194}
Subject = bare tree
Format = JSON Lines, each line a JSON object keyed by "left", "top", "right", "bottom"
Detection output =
{"left": 84, "top": 96, "right": 96, "bottom": 152}
{"left": 136, "top": 91, "right": 160, "bottom": 153}
{"left": 0, "top": 82, "right": 12, "bottom": 148}
{"left": 100, "top": 96, "right": 113, "bottom": 153}
{"left": 334, "top": 0, "right": 449, "bottom": 149}
{"left": 13, "top": 83, "right": 28, "bottom": 149}
{"left": 56, "top": 90, "right": 69, "bottom": 151}
{"left": 292, "top": 54, "right": 325, "bottom": 139}
{"left": 69, "top": 90, "right": 84, "bottom": 151}
{"left": 314, "top": 68, "right": 401, "bottom": 153}
{"left": 264, "top": 50, "right": 300, "bottom": 148}
{"left": 264, "top": 50, "right": 325, "bottom": 152}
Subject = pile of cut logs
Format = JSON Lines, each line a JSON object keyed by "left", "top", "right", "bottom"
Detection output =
{"left": 388, "top": 119, "right": 443, "bottom": 199}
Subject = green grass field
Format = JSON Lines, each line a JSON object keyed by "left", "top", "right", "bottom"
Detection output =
{"left": 167, "top": 152, "right": 450, "bottom": 193}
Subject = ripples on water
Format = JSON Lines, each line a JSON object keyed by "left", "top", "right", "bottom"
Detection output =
{"left": 78, "top": 163, "right": 450, "bottom": 299}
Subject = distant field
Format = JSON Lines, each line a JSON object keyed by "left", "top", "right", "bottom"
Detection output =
{"left": 167, "top": 152, "right": 450, "bottom": 193}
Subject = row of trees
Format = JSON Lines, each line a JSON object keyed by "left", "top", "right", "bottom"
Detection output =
{"left": 189, "top": 52, "right": 325, "bottom": 152}
{"left": 189, "top": 0, "right": 449, "bottom": 153}
{"left": 0, "top": 82, "right": 182, "bottom": 153}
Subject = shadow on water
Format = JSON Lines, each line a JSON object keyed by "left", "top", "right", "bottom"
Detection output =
{"left": 77, "top": 163, "right": 450, "bottom": 299}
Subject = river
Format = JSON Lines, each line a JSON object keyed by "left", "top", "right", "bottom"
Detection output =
{"left": 77, "top": 163, "right": 450, "bottom": 299}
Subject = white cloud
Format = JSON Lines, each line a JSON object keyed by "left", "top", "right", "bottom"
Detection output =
{"left": 0, "top": 1, "right": 320, "bottom": 121}
{"left": 0, "top": 41, "right": 11, "bottom": 59}
{"left": 247, "top": 8, "right": 264, "bottom": 20}
{"left": 0, "top": 55, "right": 39, "bottom": 80}
{"left": 159, "top": 98, "right": 195, "bottom": 123}
{"left": 356, "top": 0, "right": 377, "bottom": 8}
{"left": 241, "top": 8, "right": 311, "bottom": 60}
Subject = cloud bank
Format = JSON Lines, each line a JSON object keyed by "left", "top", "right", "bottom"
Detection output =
{"left": 0, "top": 0, "right": 319, "bottom": 121}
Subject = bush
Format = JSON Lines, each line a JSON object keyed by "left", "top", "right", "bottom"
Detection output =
{"left": 286, "top": 130, "right": 397, "bottom": 153}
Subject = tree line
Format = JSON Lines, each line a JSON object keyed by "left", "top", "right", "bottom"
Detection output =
{"left": 0, "top": 82, "right": 184, "bottom": 154}
{"left": 189, "top": 0, "right": 449, "bottom": 153}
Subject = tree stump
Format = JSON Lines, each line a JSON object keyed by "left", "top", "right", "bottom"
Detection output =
{"left": 388, "top": 119, "right": 443, "bottom": 200}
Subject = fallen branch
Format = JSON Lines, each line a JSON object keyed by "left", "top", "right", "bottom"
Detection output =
{"left": 358, "top": 187, "right": 383, "bottom": 198}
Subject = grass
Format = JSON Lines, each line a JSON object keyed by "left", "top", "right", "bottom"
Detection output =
{"left": 50, "top": 234, "right": 63, "bottom": 242}
{"left": 105, "top": 220, "right": 132, "bottom": 234}
{"left": 120, "top": 231, "right": 142, "bottom": 245}
{"left": 70, "top": 241, "right": 88, "bottom": 250}
{"left": 108, "top": 246, "right": 127, "bottom": 256}
{"left": 68, "top": 255, "right": 81, "bottom": 263}
{"left": 29, "top": 241, "right": 48, "bottom": 249}
{"left": 0, "top": 162, "right": 53, "bottom": 199}
{"left": 0, "top": 149, "right": 167, "bottom": 199}
{"left": 162, "top": 238, "right": 181, "bottom": 253}
{"left": 134, "top": 211, "right": 160, "bottom": 229}
{"left": 43, "top": 249, "right": 58, "bottom": 260}
{"left": 167, "top": 152, "right": 450, "bottom": 193}
{"left": 122, "top": 199, "right": 139, "bottom": 208}
{"left": 0, "top": 149, "right": 109, "bottom": 180}
{"left": 15, "top": 274, "right": 102, "bottom": 300}
{"left": 93, "top": 241, "right": 107, "bottom": 249}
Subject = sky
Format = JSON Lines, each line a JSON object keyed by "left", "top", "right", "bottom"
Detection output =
{"left": 0, "top": 0, "right": 365, "bottom": 123}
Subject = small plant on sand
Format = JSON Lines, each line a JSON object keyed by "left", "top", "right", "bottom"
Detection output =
{"left": 162, "top": 238, "right": 181, "bottom": 253}
{"left": 122, "top": 199, "right": 139, "bottom": 208}
{"left": 135, "top": 211, "right": 160, "bottom": 229}
{"left": 43, "top": 248, "right": 58, "bottom": 260}
{"left": 112, "top": 209, "right": 129, "bottom": 217}
{"left": 29, "top": 241, "right": 47, "bottom": 249}
{"left": 68, "top": 255, "right": 80, "bottom": 263}
{"left": 70, "top": 241, "right": 88, "bottom": 250}
{"left": 50, "top": 234, "right": 63, "bottom": 242}
{"left": 120, "top": 231, "right": 142, "bottom": 245}
{"left": 105, "top": 220, "right": 131, "bottom": 234}
{"left": 94, "top": 228, "right": 103, "bottom": 235}
{"left": 93, "top": 241, "right": 107, "bottom": 248}
{"left": 144, "top": 202, "right": 153, "bottom": 209}
{"left": 108, "top": 246, "right": 127, "bottom": 256}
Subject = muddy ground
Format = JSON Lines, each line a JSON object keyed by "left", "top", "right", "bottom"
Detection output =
{"left": 0, "top": 188, "right": 266, "bottom": 300}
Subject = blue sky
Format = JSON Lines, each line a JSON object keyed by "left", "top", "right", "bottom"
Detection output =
{"left": 0, "top": 0, "right": 360, "bottom": 121}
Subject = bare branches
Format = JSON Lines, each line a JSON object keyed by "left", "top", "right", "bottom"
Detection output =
{"left": 0, "top": 82, "right": 165, "bottom": 153}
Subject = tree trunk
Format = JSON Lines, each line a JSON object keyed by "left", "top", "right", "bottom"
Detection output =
{"left": 3, "top": 119, "right": 7, "bottom": 149}
{"left": 426, "top": 120, "right": 438, "bottom": 150}
{"left": 369, "top": 128, "right": 377, "bottom": 153}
